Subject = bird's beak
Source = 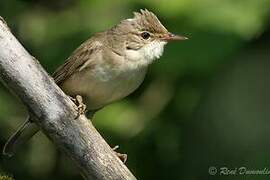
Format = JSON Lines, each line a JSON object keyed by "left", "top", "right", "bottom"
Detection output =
{"left": 160, "top": 33, "right": 188, "bottom": 41}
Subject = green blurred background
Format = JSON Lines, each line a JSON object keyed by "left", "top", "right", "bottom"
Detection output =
{"left": 1, "top": 0, "right": 270, "bottom": 179}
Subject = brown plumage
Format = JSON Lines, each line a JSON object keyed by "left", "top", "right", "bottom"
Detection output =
{"left": 53, "top": 37, "right": 101, "bottom": 85}
{"left": 133, "top": 9, "right": 168, "bottom": 34}
{"left": 53, "top": 9, "right": 168, "bottom": 85}
{"left": 3, "top": 9, "right": 187, "bottom": 157}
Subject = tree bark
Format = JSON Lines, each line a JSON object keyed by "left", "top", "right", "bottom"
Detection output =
{"left": 0, "top": 17, "right": 136, "bottom": 180}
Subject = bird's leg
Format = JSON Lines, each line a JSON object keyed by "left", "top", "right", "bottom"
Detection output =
{"left": 112, "top": 145, "right": 127, "bottom": 163}
{"left": 75, "top": 95, "right": 87, "bottom": 115}
{"left": 69, "top": 96, "right": 127, "bottom": 162}
{"left": 69, "top": 95, "right": 87, "bottom": 118}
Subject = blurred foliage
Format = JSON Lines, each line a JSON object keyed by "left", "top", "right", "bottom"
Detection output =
{"left": 0, "top": 0, "right": 270, "bottom": 180}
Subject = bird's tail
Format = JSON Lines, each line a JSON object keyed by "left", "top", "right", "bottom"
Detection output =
{"left": 3, "top": 117, "right": 39, "bottom": 157}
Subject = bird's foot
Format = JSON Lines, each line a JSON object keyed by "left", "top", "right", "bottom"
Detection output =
{"left": 112, "top": 145, "right": 127, "bottom": 163}
{"left": 69, "top": 95, "right": 87, "bottom": 118}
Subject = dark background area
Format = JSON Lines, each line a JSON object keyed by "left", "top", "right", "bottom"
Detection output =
{"left": 1, "top": 0, "right": 270, "bottom": 179}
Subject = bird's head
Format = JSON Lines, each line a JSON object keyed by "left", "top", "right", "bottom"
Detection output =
{"left": 109, "top": 9, "right": 187, "bottom": 65}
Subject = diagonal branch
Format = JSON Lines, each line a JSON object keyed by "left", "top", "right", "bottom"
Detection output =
{"left": 0, "top": 17, "right": 136, "bottom": 180}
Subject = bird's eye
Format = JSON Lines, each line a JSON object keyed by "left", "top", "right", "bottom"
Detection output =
{"left": 141, "top": 32, "right": 150, "bottom": 39}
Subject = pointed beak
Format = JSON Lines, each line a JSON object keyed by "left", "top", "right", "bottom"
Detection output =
{"left": 160, "top": 33, "right": 188, "bottom": 41}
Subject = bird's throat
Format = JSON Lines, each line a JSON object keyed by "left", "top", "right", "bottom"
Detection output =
{"left": 125, "top": 41, "right": 167, "bottom": 68}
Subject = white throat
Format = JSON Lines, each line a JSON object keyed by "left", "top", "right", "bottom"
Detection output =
{"left": 125, "top": 41, "right": 167, "bottom": 68}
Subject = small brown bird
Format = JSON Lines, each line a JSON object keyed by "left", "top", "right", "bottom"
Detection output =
{"left": 3, "top": 9, "right": 187, "bottom": 157}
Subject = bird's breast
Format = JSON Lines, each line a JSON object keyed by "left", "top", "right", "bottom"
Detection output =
{"left": 61, "top": 63, "right": 147, "bottom": 110}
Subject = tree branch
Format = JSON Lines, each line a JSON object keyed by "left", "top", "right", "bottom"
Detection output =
{"left": 0, "top": 17, "right": 136, "bottom": 180}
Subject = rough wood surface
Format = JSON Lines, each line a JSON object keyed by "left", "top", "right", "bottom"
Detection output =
{"left": 0, "top": 17, "right": 136, "bottom": 180}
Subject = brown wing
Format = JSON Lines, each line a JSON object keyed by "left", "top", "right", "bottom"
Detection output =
{"left": 53, "top": 39, "right": 102, "bottom": 85}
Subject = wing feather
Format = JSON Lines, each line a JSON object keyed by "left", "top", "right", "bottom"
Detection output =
{"left": 53, "top": 39, "right": 102, "bottom": 84}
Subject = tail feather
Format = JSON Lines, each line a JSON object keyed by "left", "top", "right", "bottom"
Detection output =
{"left": 3, "top": 118, "right": 39, "bottom": 157}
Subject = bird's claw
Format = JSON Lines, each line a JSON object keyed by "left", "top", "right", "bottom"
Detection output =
{"left": 112, "top": 145, "right": 127, "bottom": 163}
{"left": 69, "top": 95, "right": 87, "bottom": 118}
